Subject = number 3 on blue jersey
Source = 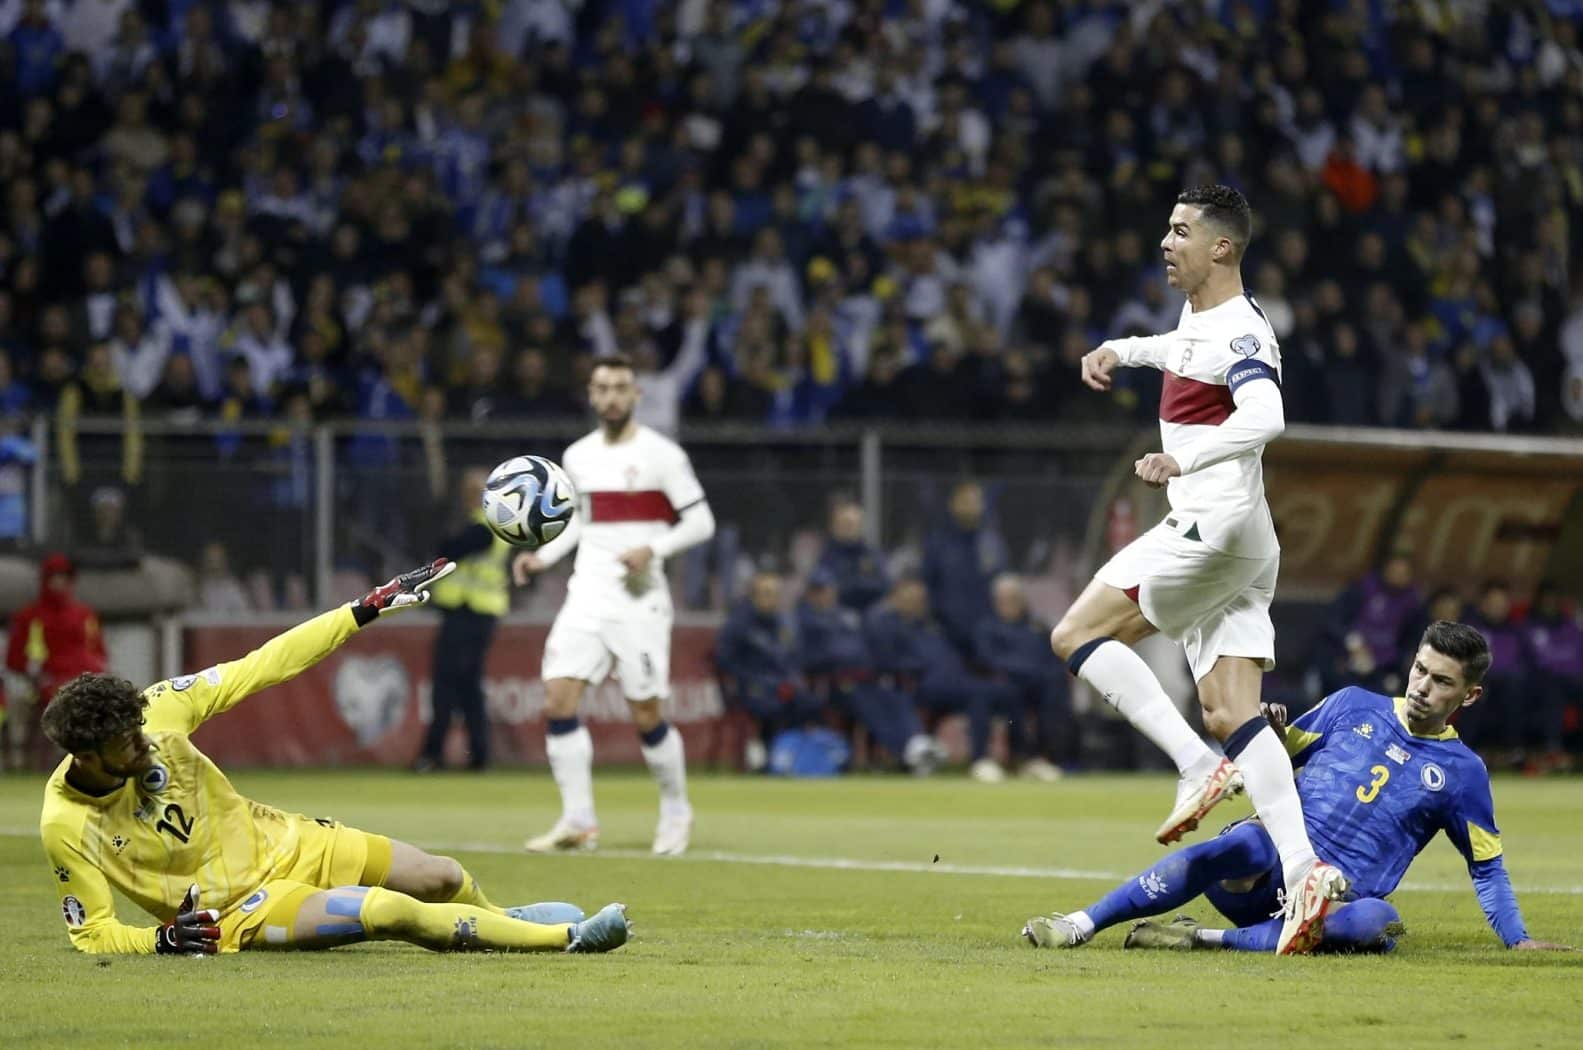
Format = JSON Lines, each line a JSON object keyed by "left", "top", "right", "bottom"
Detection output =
{"left": 1355, "top": 764, "right": 1390, "bottom": 803}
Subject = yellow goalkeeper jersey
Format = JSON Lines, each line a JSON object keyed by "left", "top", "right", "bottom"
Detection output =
{"left": 39, "top": 606, "right": 359, "bottom": 954}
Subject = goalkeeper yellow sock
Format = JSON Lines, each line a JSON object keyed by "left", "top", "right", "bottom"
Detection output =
{"left": 360, "top": 887, "right": 571, "bottom": 952}
{"left": 450, "top": 868, "right": 508, "bottom": 916}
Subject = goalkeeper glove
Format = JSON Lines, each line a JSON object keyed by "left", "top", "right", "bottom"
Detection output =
{"left": 156, "top": 884, "right": 220, "bottom": 956}
{"left": 353, "top": 559, "right": 456, "bottom": 625}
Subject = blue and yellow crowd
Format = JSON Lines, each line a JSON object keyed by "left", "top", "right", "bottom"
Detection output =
{"left": 0, "top": 0, "right": 1580, "bottom": 446}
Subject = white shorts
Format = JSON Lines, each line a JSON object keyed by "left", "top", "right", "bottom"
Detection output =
{"left": 1094, "top": 521, "right": 1278, "bottom": 682}
{"left": 541, "top": 595, "right": 673, "bottom": 700}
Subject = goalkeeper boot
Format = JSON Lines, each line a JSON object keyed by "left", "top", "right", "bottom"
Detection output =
{"left": 1155, "top": 757, "right": 1245, "bottom": 844}
{"left": 1277, "top": 861, "right": 1350, "bottom": 956}
{"left": 524, "top": 819, "right": 599, "bottom": 853}
{"left": 505, "top": 902, "right": 585, "bottom": 924}
{"left": 566, "top": 903, "right": 629, "bottom": 953}
{"left": 1022, "top": 913, "right": 1087, "bottom": 949}
{"left": 1123, "top": 916, "right": 1204, "bottom": 951}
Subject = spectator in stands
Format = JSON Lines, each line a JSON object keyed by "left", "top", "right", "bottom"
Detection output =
{"left": 921, "top": 480, "right": 1007, "bottom": 658}
{"left": 0, "top": 413, "right": 37, "bottom": 545}
{"left": 864, "top": 573, "right": 1017, "bottom": 782}
{"left": 1316, "top": 554, "right": 1424, "bottom": 697}
{"left": 973, "top": 573, "right": 1075, "bottom": 781}
{"left": 1459, "top": 581, "right": 1533, "bottom": 760}
{"left": 1522, "top": 581, "right": 1582, "bottom": 771}
{"left": 195, "top": 539, "right": 252, "bottom": 614}
{"left": 811, "top": 496, "right": 888, "bottom": 613}
{"left": 74, "top": 483, "right": 142, "bottom": 569}
{"left": 716, "top": 568, "right": 824, "bottom": 757}
{"left": 797, "top": 567, "right": 942, "bottom": 775}
{"left": 3, "top": 552, "right": 107, "bottom": 770}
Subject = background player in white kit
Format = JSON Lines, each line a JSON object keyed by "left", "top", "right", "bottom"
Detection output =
{"left": 512, "top": 355, "right": 716, "bottom": 856}
{"left": 1047, "top": 186, "right": 1346, "bottom": 954}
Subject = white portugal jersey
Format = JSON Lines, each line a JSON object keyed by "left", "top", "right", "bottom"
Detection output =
{"left": 1148, "top": 292, "right": 1282, "bottom": 558}
{"left": 560, "top": 424, "right": 706, "bottom": 603}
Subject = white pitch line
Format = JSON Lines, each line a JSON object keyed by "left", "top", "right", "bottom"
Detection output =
{"left": 5, "top": 827, "right": 1581, "bottom": 895}
{"left": 422, "top": 838, "right": 1583, "bottom": 896}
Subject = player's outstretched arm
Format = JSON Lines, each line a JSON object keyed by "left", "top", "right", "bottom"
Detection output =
{"left": 351, "top": 559, "right": 456, "bottom": 623}
{"left": 146, "top": 560, "right": 456, "bottom": 735}
{"left": 1443, "top": 770, "right": 1548, "bottom": 950}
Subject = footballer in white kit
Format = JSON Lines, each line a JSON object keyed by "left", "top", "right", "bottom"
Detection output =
{"left": 1042, "top": 186, "right": 1346, "bottom": 955}
{"left": 513, "top": 355, "right": 715, "bottom": 856}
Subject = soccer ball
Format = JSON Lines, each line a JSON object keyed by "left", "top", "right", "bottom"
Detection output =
{"left": 481, "top": 455, "right": 577, "bottom": 548}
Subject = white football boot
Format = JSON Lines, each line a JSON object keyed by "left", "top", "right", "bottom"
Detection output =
{"left": 523, "top": 819, "right": 599, "bottom": 853}
{"left": 652, "top": 808, "right": 693, "bottom": 856}
{"left": 1154, "top": 757, "right": 1245, "bottom": 844}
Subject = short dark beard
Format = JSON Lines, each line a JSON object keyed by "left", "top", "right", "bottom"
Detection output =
{"left": 601, "top": 408, "right": 633, "bottom": 437}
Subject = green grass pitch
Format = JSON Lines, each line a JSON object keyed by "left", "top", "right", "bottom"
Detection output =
{"left": 1, "top": 770, "right": 1580, "bottom": 1048}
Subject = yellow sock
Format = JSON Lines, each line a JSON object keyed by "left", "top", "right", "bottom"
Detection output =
{"left": 450, "top": 868, "right": 508, "bottom": 916}
{"left": 361, "top": 887, "right": 570, "bottom": 952}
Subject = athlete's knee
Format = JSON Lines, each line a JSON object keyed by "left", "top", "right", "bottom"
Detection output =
{"left": 1199, "top": 704, "right": 1244, "bottom": 741}
{"left": 628, "top": 701, "right": 663, "bottom": 733}
{"left": 1048, "top": 618, "right": 1088, "bottom": 661}
{"left": 396, "top": 854, "right": 463, "bottom": 901}
{"left": 1324, "top": 898, "right": 1401, "bottom": 953}
{"left": 543, "top": 678, "right": 584, "bottom": 718}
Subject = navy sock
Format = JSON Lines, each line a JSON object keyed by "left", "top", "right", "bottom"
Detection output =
{"left": 547, "top": 717, "right": 580, "bottom": 736}
{"left": 1066, "top": 637, "right": 1113, "bottom": 676}
{"left": 639, "top": 721, "right": 670, "bottom": 748}
{"left": 1086, "top": 823, "right": 1276, "bottom": 935}
{"left": 1221, "top": 715, "right": 1267, "bottom": 760}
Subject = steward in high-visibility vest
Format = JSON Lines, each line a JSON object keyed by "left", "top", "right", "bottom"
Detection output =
{"left": 418, "top": 483, "right": 512, "bottom": 771}
{"left": 427, "top": 509, "right": 511, "bottom": 617}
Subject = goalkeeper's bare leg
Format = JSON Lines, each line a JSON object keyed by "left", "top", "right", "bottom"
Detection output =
{"left": 383, "top": 838, "right": 583, "bottom": 925}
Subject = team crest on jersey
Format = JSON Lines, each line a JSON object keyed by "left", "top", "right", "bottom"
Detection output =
{"left": 170, "top": 667, "right": 222, "bottom": 692}
{"left": 111, "top": 834, "right": 129, "bottom": 854}
{"left": 1421, "top": 763, "right": 1446, "bottom": 792}
{"left": 1385, "top": 743, "right": 1411, "bottom": 765}
{"left": 54, "top": 865, "right": 70, "bottom": 882}
{"left": 62, "top": 895, "right": 86, "bottom": 927}
{"left": 140, "top": 764, "right": 170, "bottom": 794}
{"left": 1230, "top": 334, "right": 1261, "bottom": 357}
{"left": 1353, "top": 722, "right": 1375, "bottom": 739}
{"left": 241, "top": 889, "right": 269, "bottom": 914}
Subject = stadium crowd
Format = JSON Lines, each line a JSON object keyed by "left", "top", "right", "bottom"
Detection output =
{"left": 0, "top": 0, "right": 1579, "bottom": 447}
{"left": 715, "top": 490, "right": 1583, "bottom": 776}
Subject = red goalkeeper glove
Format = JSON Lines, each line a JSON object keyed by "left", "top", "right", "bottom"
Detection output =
{"left": 353, "top": 559, "right": 456, "bottom": 624}
{"left": 155, "top": 883, "right": 220, "bottom": 956}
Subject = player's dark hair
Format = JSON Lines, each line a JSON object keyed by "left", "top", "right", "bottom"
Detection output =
{"left": 1177, "top": 184, "right": 1252, "bottom": 255}
{"left": 1419, "top": 621, "right": 1492, "bottom": 685}
{"left": 590, "top": 353, "right": 636, "bottom": 375}
{"left": 41, "top": 673, "right": 147, "bottom": 753}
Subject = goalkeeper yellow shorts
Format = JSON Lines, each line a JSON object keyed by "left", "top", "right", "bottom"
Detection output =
{"left": 219, "top": 818, "right": 392, "bottom": 952}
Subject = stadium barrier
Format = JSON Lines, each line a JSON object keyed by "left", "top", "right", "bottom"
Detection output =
{"left": 183, "top": 619, "right": 727, "bottom": 767}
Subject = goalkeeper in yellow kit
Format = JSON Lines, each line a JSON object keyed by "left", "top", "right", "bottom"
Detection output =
{"left": 38, "top": 560, "right": 629, "bottom": 956}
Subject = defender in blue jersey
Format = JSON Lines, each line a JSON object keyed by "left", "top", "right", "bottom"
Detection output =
{"left": 1023, "top": 622, "right": 1571, "bottom": 952}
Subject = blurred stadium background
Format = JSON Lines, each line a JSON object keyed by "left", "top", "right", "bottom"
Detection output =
{"left": 2, "top": 0, "right": 1582, "bottom": 773}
